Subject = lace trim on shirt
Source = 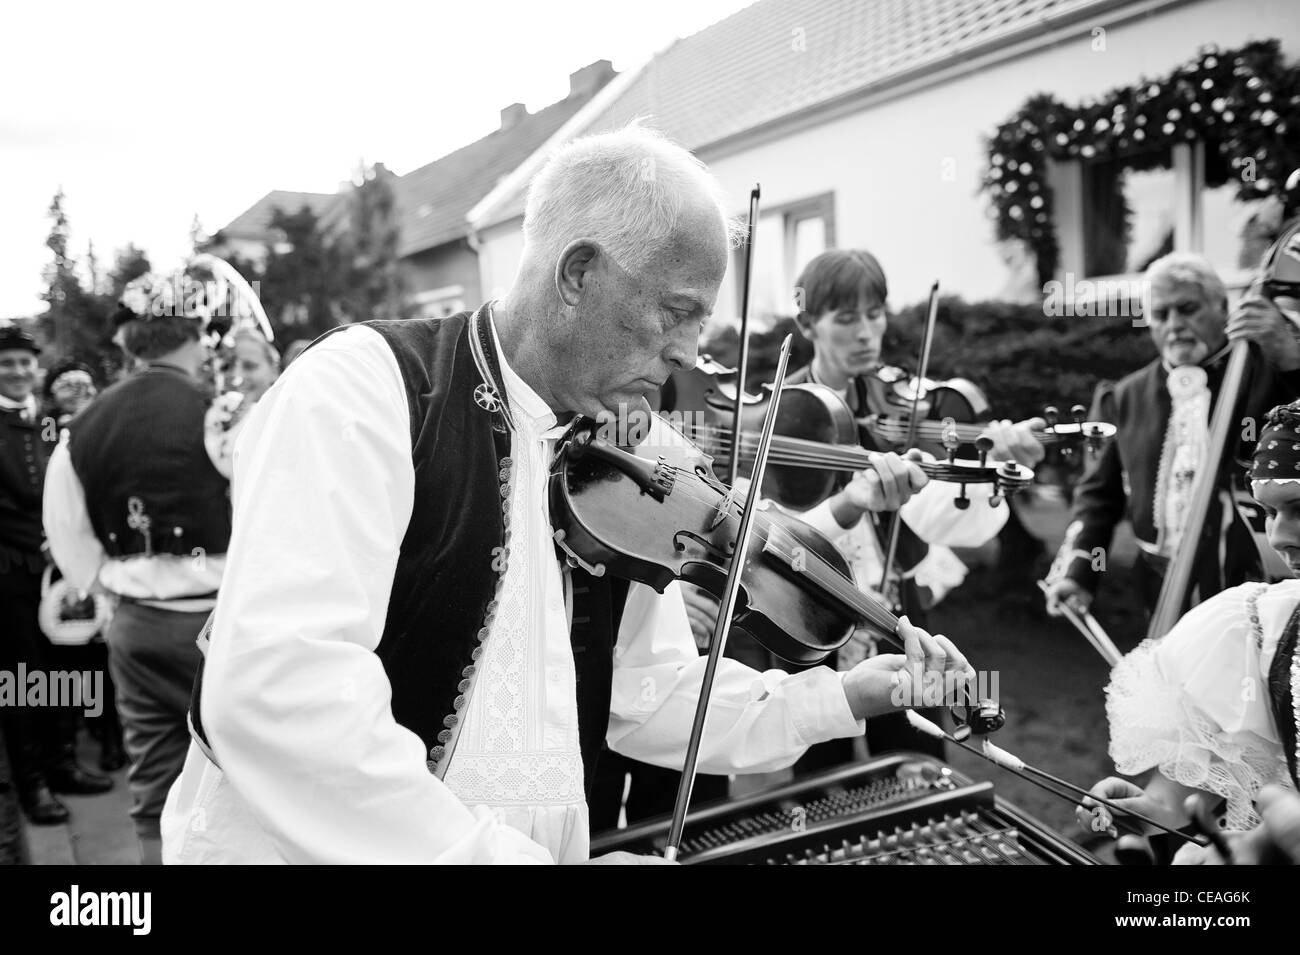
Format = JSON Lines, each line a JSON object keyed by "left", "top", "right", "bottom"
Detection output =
{"left": 441, "top": 408, "right": 585, "bottom": 812}
{"left": 1107, "top": 585, "right": 1285, "bottom": 830}
{"left": 1292, "top": 650, "right": 1300, "bottom": 785}
{"left": 439, "top": 752, "right": 585, "bottom": 805}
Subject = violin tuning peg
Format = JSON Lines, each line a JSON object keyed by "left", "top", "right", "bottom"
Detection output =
{"left": 955, "top": 484, "right": 970, "bottom": 510}
{"left": 941, "top": 421, "right": 960, "bottom": 453}
{"left": 975, "top": 435, "right": 993, "bottom": 468}
{"left": 1071, "top": 404, "right": 1086, "bottom": 424}
{"left": 1043, "top": 405, "right": 1059, "bottom": 427}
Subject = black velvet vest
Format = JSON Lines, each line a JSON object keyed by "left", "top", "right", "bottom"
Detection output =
{"left": 192, "top": 311, "right": 627, "bottom": 796}
{"left": 67, "top": 364, "right": 231, "bottom": 562}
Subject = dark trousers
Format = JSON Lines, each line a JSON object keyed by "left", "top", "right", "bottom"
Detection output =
{"left": 588, "top": 748, "right": 729, "bottom": 833}
{"left": 105, "top": 602, "right": 205, "bottom": 838}
{"left": 0, "top": 564, "right": 78, "bottom": 793}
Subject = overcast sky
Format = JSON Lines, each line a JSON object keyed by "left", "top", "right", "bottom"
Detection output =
{"left": 0, "top": 0, "right": 754, "bottom": 318}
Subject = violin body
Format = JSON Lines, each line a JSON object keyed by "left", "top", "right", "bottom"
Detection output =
{"left": 550, "top": 416, "right": 856, "bottom": 665}
{"left": 863, "top": 366, "right": 992, "bottom": 458}
{"left": 666, "top": 363, "right": 858, "bottom": 510}
{"left": 660, "top": 359, "right": 1038, "bottom": 512}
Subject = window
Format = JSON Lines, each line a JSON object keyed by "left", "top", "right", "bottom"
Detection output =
{"left": 1082, "top": 150, "right": 1176, "bottom": 276}
{"left": 410, "top": 284, "right": 466, "bottom": 320}
{"left": 1058, "top": 141, "right": 1262, "bottom": 291}
{"left": 738, "top": 193, "right": 834, "bottom": 327}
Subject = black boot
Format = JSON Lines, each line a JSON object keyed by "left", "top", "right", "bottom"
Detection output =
{"left": 97, "top": 733, "right": 127, "bottom": 773}
{"left": 46, "top": 745, "right": 114, "bottom": 795}
{"left": 19, "top": 783, "right": 70, "bottom": 826}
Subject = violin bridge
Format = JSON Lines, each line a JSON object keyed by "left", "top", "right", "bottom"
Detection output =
{"left": 709, "top": 488, "right": 737, "bottom": 530}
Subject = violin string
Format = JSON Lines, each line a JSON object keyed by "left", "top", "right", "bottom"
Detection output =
{"left": 692, "top": 418, "right": 1078, "bottom": 447}
{"left": 662, "top": 448, "right": 1015, "bottom": 487}
{"left": 869, "top": 420, "right": 1069, "bottom": 446}
{"left": 626, "top": 465, "right": 906, "bottom": 643}
{"left": 673, "top": 422, "right": 1023, "bottom": 475}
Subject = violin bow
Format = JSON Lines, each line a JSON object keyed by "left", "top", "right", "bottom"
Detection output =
{"left": 1035, "top": 579, "right": 1123, "bottom": 668}
{"left": 726, "top": 185, "right": 761, "bottom": 485}
{"left": 877, "top": 279, "right": 940, "bottom": 603}
{"left": 904, "top": 711, "right": 1211, "bottom": 849}
{"left": 664, "top": 334, "right": 795, "bottom": 862}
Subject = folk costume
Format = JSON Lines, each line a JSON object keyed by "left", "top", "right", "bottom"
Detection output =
{"left": 1048, "top": 343, "right": 1300, "bottom": 613}
{"left": 44, "top": 354, "right": 229, "bottom": 848}
{"left": 1106, "top": 407, "right": 1300, "bottom": 830}
{"left": 161, "top": 307, "right": 866, "bottom": 864}
{"left": 0, "top": 326, "right": 93, "bottom": 822}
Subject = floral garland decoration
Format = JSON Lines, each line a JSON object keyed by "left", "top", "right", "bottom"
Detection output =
{"left": 983, "top": 39, "right": 1300, "bottom": 285}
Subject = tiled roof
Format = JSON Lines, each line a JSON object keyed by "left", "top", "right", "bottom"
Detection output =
{"left": 479, "top": 0, "right": 1118, "bottom": 226}
{"left": 219, "top": 190, "right": 342, "bottom": 239}
{"left": 395, "top": 89, "right": 607, "bottom": 257}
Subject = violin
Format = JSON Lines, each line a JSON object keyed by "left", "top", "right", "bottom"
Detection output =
{"left": 661, "top": 360, "right": 1036, "bottom": 511}
{"left": 866, "top": 403, "right": 1116, "bottom": 460}
{"left": 865, "top": 365, "right": 992, "bottom": 449}
{"left": 551, "top": 407, "right": 993, "bottom": 676}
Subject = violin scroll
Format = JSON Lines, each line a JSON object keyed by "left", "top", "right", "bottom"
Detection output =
{"left": 950, "top": 696, "right": 1007, "bottom": 741}
{"left": 1041, "top": 403, "right": 1117, "bottom": 459}
{"left": 921, "top": 431, "right": 1034, "bottom": 510}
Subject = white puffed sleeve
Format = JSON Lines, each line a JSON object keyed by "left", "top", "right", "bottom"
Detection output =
{"left": 1105, "top": 579, "right": 1300, "bottom": 829}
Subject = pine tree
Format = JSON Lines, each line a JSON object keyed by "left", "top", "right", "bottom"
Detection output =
{"left": 38, "top": 188, "right": 96, "bottom": 362}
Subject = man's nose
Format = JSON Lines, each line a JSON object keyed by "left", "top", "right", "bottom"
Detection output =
{"left": 665, "top": 328, "right": 700, "bottom": 373}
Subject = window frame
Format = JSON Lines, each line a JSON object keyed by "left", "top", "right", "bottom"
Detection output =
{"left": 1052, "top": 141, "right": 1253, "bottom": 291}
{"left": 733, "top": 191, "right": 836, "bottom": 316}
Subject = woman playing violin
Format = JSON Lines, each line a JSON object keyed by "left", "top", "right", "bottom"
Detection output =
{"left": 754, "top": 250, "right": 1044, "bottom": 762}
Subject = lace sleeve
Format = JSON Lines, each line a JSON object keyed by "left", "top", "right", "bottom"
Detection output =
{"left": 1105, "top": 583, "right": 1289, "bottom": 830}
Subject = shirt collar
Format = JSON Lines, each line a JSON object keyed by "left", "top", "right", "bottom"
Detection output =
{"left": 488, "top": 312, "right": 561, "bottom": 437}
{"left": 806, "top": 362, "right": 856, "bottom": 411}
{"left": 0, "top": 393, "right": 38, "bottom": 416}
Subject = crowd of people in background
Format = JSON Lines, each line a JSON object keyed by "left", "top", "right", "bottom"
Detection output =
{"left": 0, "top": 307, "right": 307, "bottom": 864}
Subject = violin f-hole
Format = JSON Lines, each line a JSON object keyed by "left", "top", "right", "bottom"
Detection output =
{"left": 673, "top": 529, "right": 731, "bottom": 562}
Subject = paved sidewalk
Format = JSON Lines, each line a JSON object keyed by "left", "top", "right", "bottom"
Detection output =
{"left": 23, "top": 732, "right": 137, "bottom": 865}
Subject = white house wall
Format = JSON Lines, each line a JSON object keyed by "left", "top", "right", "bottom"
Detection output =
{"left": 477, "top": 0, "right": 1299, "bottom": 320}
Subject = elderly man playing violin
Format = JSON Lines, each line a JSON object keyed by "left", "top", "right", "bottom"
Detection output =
{"left": 160, "top": 124, "right": 977, "bottom": 865}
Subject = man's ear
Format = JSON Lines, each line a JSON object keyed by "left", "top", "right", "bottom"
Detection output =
{"left": 555, "top": 240, "right": 600, "bottom": 307}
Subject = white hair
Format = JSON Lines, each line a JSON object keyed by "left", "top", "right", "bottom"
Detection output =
{"left": 1144, "top": 252, "right": 1228, "bottom": 309}
{"left": 521, "top": 122, "right": 744, "bottom": 273}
